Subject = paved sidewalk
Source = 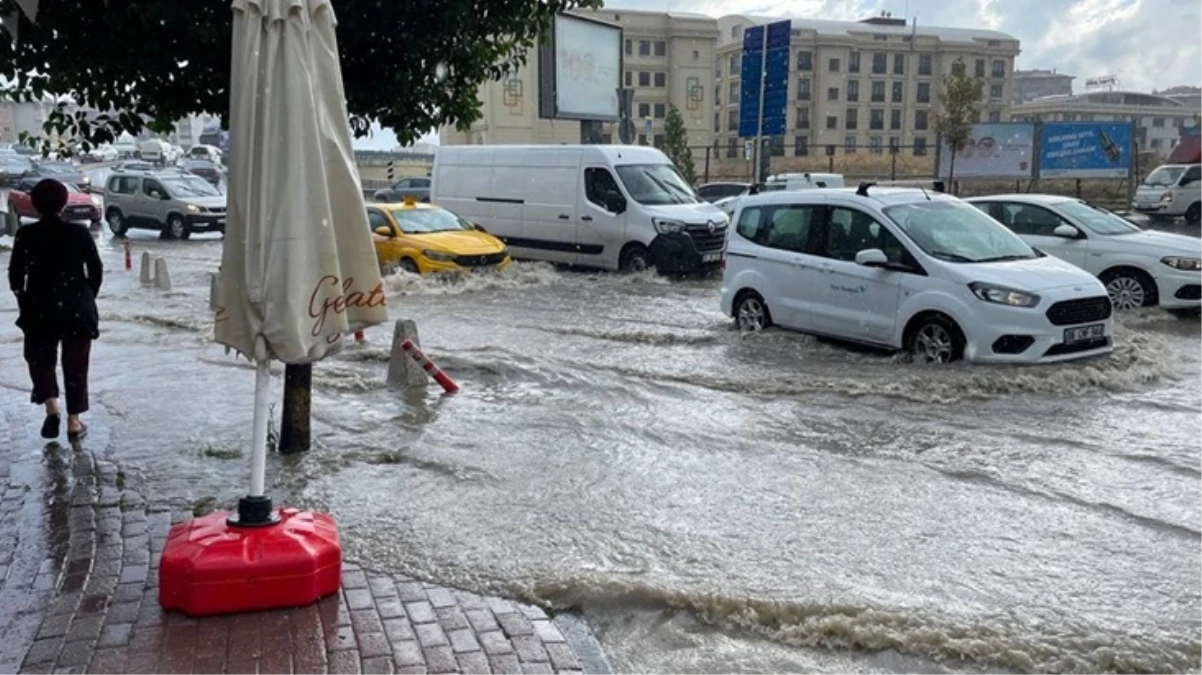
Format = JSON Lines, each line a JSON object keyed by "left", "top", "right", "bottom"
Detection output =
{"left": 0, "top": 393, "right": 599, "bottom": 674}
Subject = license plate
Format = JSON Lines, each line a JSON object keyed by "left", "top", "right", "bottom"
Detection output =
{"left": 1064, "top": 323, "right": 1105, "bottom": 344}
{"left": 471, "top": 265, "right": 496, "bottom": 274}
{"left": 702, "top": 252, "right": 722, "bottom": 263}
{"left": 215, "top": 219, "right": 225, "bottom": 225}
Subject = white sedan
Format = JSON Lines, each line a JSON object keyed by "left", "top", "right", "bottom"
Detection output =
{"left": 967, "top": 194, "right": 1201, "bottom": 318}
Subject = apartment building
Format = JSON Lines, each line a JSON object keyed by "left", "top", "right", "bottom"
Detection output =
{"left": 1011, "top": 90, "right": 1199, "bottom": 155}
{"left": 1012, "top": 69, "right": 1074, "bottom": 103}
{"left": 441, "top": 9, "right": 717, "bottom": 158}
{"left": 712, "top": 14, "right": 1020, "bottom": 161}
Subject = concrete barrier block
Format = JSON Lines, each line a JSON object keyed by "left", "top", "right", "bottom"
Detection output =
{"left": 153, "top": 257, "right": 171, "bottom": 291}
{"left": 139, "top": 252, "right": 154, "bottom": 284}
{"left": 387, "top": 319, "right": 428, "bottom": 388}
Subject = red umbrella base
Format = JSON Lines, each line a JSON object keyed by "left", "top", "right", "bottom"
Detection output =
{"left": 158, "top": 509, "right": 342, "bottom": 616}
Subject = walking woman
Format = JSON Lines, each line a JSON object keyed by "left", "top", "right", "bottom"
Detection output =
{"left": 7, "top": 179, "right": 103, "bottom": 442}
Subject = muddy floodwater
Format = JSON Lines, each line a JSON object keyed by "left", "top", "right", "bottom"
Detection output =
{"left": 0, "top": 222, "right": 1199, "bottom": 674}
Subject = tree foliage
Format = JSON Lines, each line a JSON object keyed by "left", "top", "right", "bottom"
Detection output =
{"left": 0, "top": 0, "right": 602, "bottom": 151}
{"left": 932, "top": 59, "right": 984, "bottom": 185}
{"left": 662, "top": 104, "right": 694, "bottom": 185}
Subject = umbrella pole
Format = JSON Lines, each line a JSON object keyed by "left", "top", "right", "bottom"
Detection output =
{"left": 231, "top": 359, "right": 279, "bottom": 527}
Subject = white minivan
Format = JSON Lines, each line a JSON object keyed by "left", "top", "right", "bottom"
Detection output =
{"left": 720, "top": 186, "right": 1115, "bottom": 364}
{"left": 431, "top": 145, "right": 729, "bottom": 274}
{"left": 1132, "top": 164, "right": 1200, "bottom": 224}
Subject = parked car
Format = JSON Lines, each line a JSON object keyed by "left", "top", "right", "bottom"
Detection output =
{"left": 433, "top": 145, "right": 729, "bottom": 274}
{"left": 369, "top": 200, "right": 511, "bottom": 275}
{"left": 967, "top": 194, "right": 1201, "bottom": 318}
{"left": 1132, "top": 164, "right": 1201, "bottom": 224}
{"left": 6, "top": 177, "right": 100, "bottom": 235}
{"left": 31, "top": 160, "right": 90, "bottom": 190}
{"left": 104, "top": 169, "right": 226, "bottom": 239}
{"left": 112, "top": 140, "right": 138, "bottom": 159}
{"left": 80, "top": 145, "right": 119, "bottom": 164}
{"left": 114, "top": 161, "right": 156, "bottom": 172}
{"left": 188, "top": 144, "right": 223, "bottom": 165}
{"left": 696, "top": 182, "right": 752, "bottom": 203}
{"left": 373, "top": 176, "right": 430, "bottom": 203}
{"left": 137, "top": 139, "right": 170, "bottom": 164}
{"left": 183, "top": 158, "right": 224, "bottom": 186}
{"left": 720, "top": 185, "right": 1115, "bottom": 364}
{"left": 762, "top": 172, "right": 846, "bottom": 191}
{"left": 0, "top": 153, "right": 33, "bottom": 185}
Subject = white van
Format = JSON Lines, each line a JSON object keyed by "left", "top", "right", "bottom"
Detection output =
{"left": 431, "top": 145, "right": 730, "bottom": 274}
{"left": 762, "top": 172, "right": 846, "bottom": 192}
{"left": 1133, "top": 164, "right": 1201, "bottom": 224}
{"left": 138, "top": 139, "right": 170, "bottom": 164}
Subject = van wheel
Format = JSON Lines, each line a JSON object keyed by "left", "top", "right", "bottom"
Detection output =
{"left": 1186, "top": 203, "right": 1201, "bottom": 225}
{"left": 735, "top": 292, "right": 772, "bottom": 331}
{"left": 167, "top": 215, "right": 190, "bottom": 240}
{"left": 619, "top": 245, "right": 652, "bottom": 273}
{"left": 399, "top": 258, "right": 420, "bottom": 274}
{"left": 905, "top": 314, "right": 965, "bottom": 364}
{"left": 107, "top": 209, "right": 128, "bottom": 237}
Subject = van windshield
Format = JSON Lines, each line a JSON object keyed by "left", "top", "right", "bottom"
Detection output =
{"left": 884, "top": 200, "right": 1037, "bottom": 263}
{"left": 615, "top": 164, "right": 698, "bottom": 205}
{"left": 163, "top": 176, "right": 221, "bottom": 198}
{"left": 1144, "top": 166, "right": 1185, "bottom": 187}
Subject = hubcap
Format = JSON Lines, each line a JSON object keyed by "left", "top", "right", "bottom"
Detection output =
{"left": 108, "top": 214, "right": 121, "bottom": 232}
{"left": 1106, "top": 276, "right": 1145, "bottom": 310}
{"left": 171, "top": 219, "right": 185, "bottom": 237}
{"left": 914, "top": 323, "right": 953, "bottom": 364}
{"left": 738, "top": 298, "right": 765, "bottom": 331}
{"left": 628, "top": 255, "right": 648, "bottom": 272}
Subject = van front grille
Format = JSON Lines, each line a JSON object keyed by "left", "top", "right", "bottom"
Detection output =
{"left": 1045, "top": 296, "right": 1112, "bottom": 326}
{"left": 684, "top": 222, "right": 728, "bottom": 253}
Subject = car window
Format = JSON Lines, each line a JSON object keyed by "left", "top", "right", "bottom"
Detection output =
{"left": 18, "top": 179, "right": 36, "bottom": 192}
{"left": 997, "top": 203, "right": 1067, "bottom": 236}
{"left": 1181, "top": 166, "right": 1201, "bottom": 184}
{"left": 413, "top": 178, "right": 430, "bottom": 188}
{"left": 823, "top": 207, "right": 909, "bottom": 264}
{"left": 367, "top": 209, "right": 390, "bottom": 232}
{"left": 143, "top": 179, "right": 165, "bottom": 197}
{"left": 585, "top": 167, "right": 622, "bottom": 209}
{"left": 736, "top": 204, "right": 817, "bottom": 253}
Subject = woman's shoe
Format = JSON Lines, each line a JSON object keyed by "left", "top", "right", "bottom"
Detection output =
{"left": 41, "top": 414, "right": 60, "bottom": 439}
{"left": 67, "top": 423, "right": 87, "bottom": 443}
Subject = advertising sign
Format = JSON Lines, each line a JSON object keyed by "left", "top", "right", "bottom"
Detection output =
{"left": 738, "top": 20, "right": 790, "bottom": 138}
{"left": 937, "top": 123, "right": 1035, "bottom": 178}
{"left": 1038, "top": 122, "right": 1132, "bottom": 179}
{"left": 546, "top": 14, "right": 621, "bottom": 121}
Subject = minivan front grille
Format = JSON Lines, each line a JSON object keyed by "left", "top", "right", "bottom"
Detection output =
{"left": 453, "top": 252, "right": 507, "bottom": 268}
{"left": 684, "top": 222, "right": 728, "bottom": 253}
{"left": 1045, "top": 296, "right": 1112, "bottom": 326}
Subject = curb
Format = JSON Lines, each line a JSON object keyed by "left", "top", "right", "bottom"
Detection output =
{"left": 553, "top": 612, "right": 613, "bottom": 675}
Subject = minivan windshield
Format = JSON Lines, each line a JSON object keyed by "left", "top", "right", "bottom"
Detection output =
{"left": 1057, "top": 201, "right": 1141, "bottom": 235}
{"left": 884, "top": 200, "right": 1037, "bottom": 263}
{"left": 163, "top": 176, "right": 221, "bottom": 198}
{"left": 615, "top": 164, "right": 698, "bottom": 205}
{"left": 1144, "top": 166, "right": 1186, "bottom": 187}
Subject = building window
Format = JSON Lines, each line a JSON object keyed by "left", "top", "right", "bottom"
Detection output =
{"left": 715, "top": 87, "right": 721, "bottom": 106}
{"left": 828, "top": 87, "right": 839, "bottom": 101}
{"left": 975, "top": 59, "right": 986, "bottom": 78}
{"left": 731, "top": 25, "right": 740, "bottom": 39}
{"left": 916, "top": 82, "right": 931, "bottom": 104}
{"left": 952, "top": 60, "right": 966, "bottom": 77}
{"left": 638, "top": 133, "right": 647, "bottom": 145}
{"left": 770, "top": 135, "right": 785, "bottom": 156}
{"left": 625, "top": 71, "right": 632, "bottom": 87}
{"left": 1153, "top": 117, "right": 1166, "bottom": 128}
{"left": 891, "top": 109, "right": 902, "bottom": 131}
{"left": 892, "top": 81, "right": 903, "bottom": 103}
{"left": 872, "top": 53, "right": 887, "bottom": 74}
{"left": 829, "top": 57, "right": 841, "bottom": 72}
{"left": 849, "top": 51, "right": 861, "bottom": 73}
{"left": 871, "top": 81, "right": 885, "bottom": 102}
{"left": 990, "top": 84, "right": 1003, "bottom": 101}
{"left": 730, "top": 81, "right": 740, "bottom": 101}
{"left": 915, "top": 110, "right": 929, "bottom": 130}
{"left": 797, "top": 108, "right": 810, "bottom": 129}
{"left": 893, "top": 53, "right": 904, "bottom": 75}
{"left": 728, "top": 109, "right": 739, "bottom": 131}
{"left": 794, "top": 136, "right": 809, "bottom": 156}
{"left": 846, "top": 108, "right": 858, "bottom": 130}
{"left": 874, "top": 34, "right": 888, "bottom": 41}
{"left": 914, "top": 137, "right": 927, "bottom": 156}
{"left": 797, "top": 51, "right": 813, "bottom": 71}
{"left": 889, "top": 136, "right": 901, "bottom": 152}
{"left": 869, "top": 136, "right": 883, "bottom": 154}
{"left": 729, "top": 54, "right": 740, "bottom": 75}
{"left": 713, "top": 113, "right": 720, "bottom": 133}
{"left": 988, "top": 111, "right": 1001, "bottom": 123}
{"left": 798, "top": 78, "right": 811, "bottom": 101}
{"left": 918, "top": 54, "right": 932, "bottom": 76}
{"left": 1151, "top": 138, "right": 1163, "bottom": 150}
{"left": 654, "top": 133, "right": 665, "bottom": 148}
{"left": 654, "top": 41, "right": 666, "bottom": 57}
{"left": 693, "top": 50, "right": 700, "bottom": 61}
{"left": 847, "top": 80, "right": 859, "bottom": 102}
{"left": 654, "top": 103, "right": 666, "bottom": 119}
{"left": 624, "top": 39, "right": 632, "bottom": 55}
{"left": 638, "top": 102, "right": 650, "bottom": 118}
{"left": 826, "top": 115, "right": 838, "bottom": 130}
{"left": 991, "top": 59, "right": 1005, "bottom": 78}
{"left": 639, "top": 40, "right": 650, "bottom": 56}
{"left": 845, "top": 135, "right": 857, "bottom": 153}
{"left": 870, "top": 109, "right": 884, "bottom": 130}
{"left": 604, "top": 134, "right": 613, "bottom": 145}
{"left": 727, "top": 138, "right": 738, "bottom": 158}
{"left": 639, "top": 71, "right": 650, "bottom": 87}
{"left": 654, "top": 72, "right": 666, "bottom": 88}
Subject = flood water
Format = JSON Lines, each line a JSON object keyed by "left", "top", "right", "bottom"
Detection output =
{"left": 0, "top": 206, "right": 1199, "bottom": 673}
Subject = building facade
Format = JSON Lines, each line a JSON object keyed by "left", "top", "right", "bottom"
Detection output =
{"left": 712, "top": 14, "right": 1020, "bottom": 163}
{"left": 1012, "top": 69, "right": 1074, "bottom": 103}
{"left": 440, "top": 9, "right": 717, "bottom": 161}
{"left": 1010, "top": 90, "right": 1199, "bottom": 155}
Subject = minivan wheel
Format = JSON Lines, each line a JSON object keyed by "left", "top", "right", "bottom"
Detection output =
{"left": 1101, "top": 268, "right": 1154, "bottom": 310}
{"left": 619, "top": 245, "right": 652, "bottom": 273}
{"left": 735, "top": 292, "right": 772, "bottom": 332}
{"left": 906, "top": 315, "right": 965, "bottom": 364}
{"left": 106, "top": 209, "right": 128, "bottom": 237}
{"left": 167, "top": 215, "right": 190, "bottom": 240}
{"left": 1186, "top": 202, "right": 1201, "bottom": 225}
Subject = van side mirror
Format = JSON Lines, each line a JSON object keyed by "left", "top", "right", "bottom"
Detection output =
{"left": 604, "top": 190, "right": 626, "bottom": 214}
{"left": 855, "top": 248, "right": 889, "bottom": 267}
{"left": 1053, "top": 224, "right": 1080, "bottom": 239}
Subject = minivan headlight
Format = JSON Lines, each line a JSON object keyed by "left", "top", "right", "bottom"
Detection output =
{"left": 1161, "top": 256, "right": 1202, "bottom": 271}
{"left": 423, "top": 249, "right": 455, "bottom": 262}
{"left": 968, "top": 282, "right": 1041, "bottom": 308}
{"left": 652, "top": 218, "right": 686, "bottom": 235}
{"left": 186, "top": 203, "right": 202, "bottom": 213}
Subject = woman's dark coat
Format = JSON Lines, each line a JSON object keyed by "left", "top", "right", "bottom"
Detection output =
{"left": 7, "top": 217, "right": 103, "bottom": 339}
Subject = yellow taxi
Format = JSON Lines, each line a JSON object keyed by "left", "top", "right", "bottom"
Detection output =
{"left": 368, "top": 199, "right": 511, "bottom": 275}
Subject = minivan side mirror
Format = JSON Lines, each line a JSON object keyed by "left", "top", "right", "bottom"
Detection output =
{"left": 1053, "top": 223, "right": 1080, "bottom": 239}
{"left": 855, "top": 248, "right": 889, "bottom": 267}
{"left": 604, "top": 190, "right": 627, "bottom": 214}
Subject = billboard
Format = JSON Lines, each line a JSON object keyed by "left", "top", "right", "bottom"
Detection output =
{"left": 1038, "top": 122, "right": 1132, "bottom": 179}
{"left": 538, "top": 14, "right": 621, "bottom": 121}
{"left": 937, "top": 123, "right": 1035, "bottom": 178}
{"left": 738, "top": 20, "right": 791, "bottom": 138}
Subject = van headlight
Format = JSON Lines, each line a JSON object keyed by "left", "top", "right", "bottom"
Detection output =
{"left": 968, "top": 282, "right": 1041, "bottom": 308}
{"left": 652, "top": 218, "right": 686, "bottom": 235}
{"left": 423, "top": 249, "right": 455, "bottom": 262}
{"left": 1161, "top": 256, "right": 1201, "bottom": 271}
{"left": 1161, "top": 191, "right": 1173, "bottom": 203}
{"left": 186, "top": 203, "right": 202, "bottom": 213}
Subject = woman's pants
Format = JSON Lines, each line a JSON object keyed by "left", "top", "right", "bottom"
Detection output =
{"left": 23, "top": 334, "right": 92, "bottom": 415}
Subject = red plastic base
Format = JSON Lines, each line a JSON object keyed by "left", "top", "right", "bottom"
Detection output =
{"left": 158, "top": 508, "right": 341, "bottom": 617}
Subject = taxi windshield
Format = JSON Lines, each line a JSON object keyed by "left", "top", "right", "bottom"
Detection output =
{"left": 390, "top": 208, "right": 473, "bottom": 234}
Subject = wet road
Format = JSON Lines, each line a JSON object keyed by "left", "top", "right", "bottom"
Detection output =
{"left": 0, "top": 214, "right": 1199, "bottom": 673}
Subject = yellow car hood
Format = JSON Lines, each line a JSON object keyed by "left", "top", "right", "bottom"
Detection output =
{"left": 407, "top": 230, "right": 505, "bottom": 255}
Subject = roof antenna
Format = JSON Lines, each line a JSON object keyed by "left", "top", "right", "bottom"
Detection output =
{"left": 919, "top": 185, "right": 931, "bottom": 200}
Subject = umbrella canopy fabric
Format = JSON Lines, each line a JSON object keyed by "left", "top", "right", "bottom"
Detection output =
{"left": 217, "top": 0, "right": 387, "bottom": 364}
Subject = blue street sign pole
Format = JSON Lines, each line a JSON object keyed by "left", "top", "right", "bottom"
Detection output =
{"left": 755, "top": 25, "right": 766, "bottom": 184}
{"left": 738, "top": 21, "right": 791, "bottom": 184}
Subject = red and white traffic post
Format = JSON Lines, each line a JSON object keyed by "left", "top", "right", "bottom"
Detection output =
{"left": 400, "top": 339, "right": 459, "bottom": 394}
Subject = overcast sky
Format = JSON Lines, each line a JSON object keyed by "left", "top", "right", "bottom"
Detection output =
{"left": 356, "top": 0, "right": 1200, "bottom": 150}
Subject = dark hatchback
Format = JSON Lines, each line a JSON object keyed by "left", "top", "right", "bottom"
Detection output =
{"left": 183, "top": 159, "right": 224, "bottom": 186}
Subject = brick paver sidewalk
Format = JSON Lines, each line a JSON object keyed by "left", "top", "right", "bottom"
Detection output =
{"left": 0, "top": 398, "right": 603, "bottom": 674}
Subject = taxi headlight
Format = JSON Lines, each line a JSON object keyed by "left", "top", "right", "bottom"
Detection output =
{"left": 423, "top": 249, "right": 455, "bottom": 262}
